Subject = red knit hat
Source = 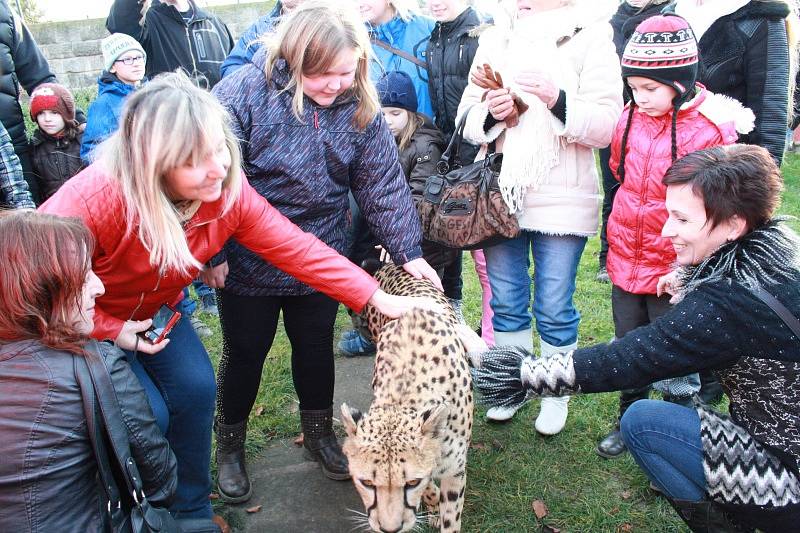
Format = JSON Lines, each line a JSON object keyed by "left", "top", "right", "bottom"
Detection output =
{"left": 621, "top": 14, "right": 699, "bottom": 101}
{"left": 29, "top": 83, "right": 76, "bottom": 124}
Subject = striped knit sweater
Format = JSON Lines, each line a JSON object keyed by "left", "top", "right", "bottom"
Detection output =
{"left": 210, "top": 48, "right": 423, "bottom": 296}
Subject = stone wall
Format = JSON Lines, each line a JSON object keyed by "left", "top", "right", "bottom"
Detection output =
{"left": 28, "top": 1, "right": 274, "bottom": 91}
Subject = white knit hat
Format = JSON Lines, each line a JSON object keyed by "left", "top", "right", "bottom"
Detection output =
{"left": 101, "top": 33, "right": 146, "bottom": 72}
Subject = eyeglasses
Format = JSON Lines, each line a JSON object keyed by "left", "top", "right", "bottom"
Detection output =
{"left": 115, "top": 55, "right": 145, "bottom": 66}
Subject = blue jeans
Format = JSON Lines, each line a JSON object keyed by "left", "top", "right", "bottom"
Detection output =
{"left": 123, "top": 315, "right": 216, "bottom": 519}
{"left": 620, "top": 399, "right": 706, "bottom": 501}
{"left": 180, "top": 281, "right": 215, "bottom": 316}
{"left": 483, "top": 231, "right": 587, "bottom": 346}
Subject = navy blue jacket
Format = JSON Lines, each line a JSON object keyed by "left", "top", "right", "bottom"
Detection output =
{"left": 81, "top": 72, "right": 139, "bottom": 163}
{"left": 211, "top": 48, "right": 422, "bottom": 296}
{"left": 219, "top": 2, "right": 281, "bottom": 79}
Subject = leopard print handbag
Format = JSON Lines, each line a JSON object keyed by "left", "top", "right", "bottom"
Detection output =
{"left": 418, "top": 114, "right": 519, "bottom": 250}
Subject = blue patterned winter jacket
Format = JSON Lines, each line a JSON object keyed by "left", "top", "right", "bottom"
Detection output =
{"left": 211, "top": 48, "right": 423, "bottom": 297}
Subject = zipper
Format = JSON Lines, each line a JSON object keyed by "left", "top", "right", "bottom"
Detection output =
{"left": 459, "top": 44, "right": 463, "bottom": 62}
{"left": 314, "top": 110, "right": 319, "bottom": 129}
{"left": 184, "top": 26, "right": 198, "bottom": 76}
{"left": 126, "top": 272, "right": 164, "bottom": 323}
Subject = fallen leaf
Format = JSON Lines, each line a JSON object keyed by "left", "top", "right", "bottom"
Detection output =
{"left": 617, "top": 524, "right": 633, "bottom": 533}
{"left": 208, "top": 493, "right": 220, "bottom": 500}
{"left": 246, "top": 505, "right": 263, "bottom": 514}
{"left": 293, "top": 433, "right": 304, "bottom": 446}
{"left": 531, "top": 499, "right": 548, "bottom": 519}
{"left": 621, "top": 490, "right": 632, "bottom": 500}
{"left": 255, "top": 405, "right": 265, "bottom": 416}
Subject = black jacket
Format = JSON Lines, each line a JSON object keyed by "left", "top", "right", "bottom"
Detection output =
{"left": 399, "top": 117, "right": 457, "bottom": 272}
{"left": 30, "top": 128, "right": 84, "bottom": 201}
{"left": 107, "top": 0, "right": 234, "bottom": 89}
{"left": 665, "top": 2, "right": 791, "bottom": 165}
{"left": 426, "top": 7, "right": 482, "bottom": 163}
{"left": 0, "top": 339, "right": 176, "bottom": 531}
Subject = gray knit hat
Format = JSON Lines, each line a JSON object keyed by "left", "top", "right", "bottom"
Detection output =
{"left": 101, "top": 33, "right": 146, "bottom": 72}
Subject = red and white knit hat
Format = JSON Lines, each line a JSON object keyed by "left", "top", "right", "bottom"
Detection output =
{"left": 621, "top": 14, "right": 699, "bottom": 101}
{"left": 29, "top": 83, "right": 76, "bottom": 123}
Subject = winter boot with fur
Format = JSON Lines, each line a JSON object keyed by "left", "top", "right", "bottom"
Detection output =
{"left": 534, "top": 340, "right": 575, "bottom": 435}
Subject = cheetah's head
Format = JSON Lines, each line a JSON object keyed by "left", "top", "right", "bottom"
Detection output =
{"left": 341, "top": 401, "right": 449, "bottom": 533}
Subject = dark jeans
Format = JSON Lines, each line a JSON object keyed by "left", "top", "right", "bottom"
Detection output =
{"left": 598, "top": 147, "right": 619, "bottom": 268}
{"left": 620, "top": 399, "right": 706, "bottom": 501}
{"left": 612, "top": 285, "right": 673, "bottom": 418}
{"left": 216, "top": 290, "right": 339, "bottom": 424}
{"left": 123, "top": 315, "right": 216, "bottom": 519}
{"left": 442, "top": 252, "right": 463, "bottom": 300}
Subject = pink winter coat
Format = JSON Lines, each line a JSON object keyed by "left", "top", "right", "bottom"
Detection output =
{"left": 607, "top": 85, "right": 754, "bottom": 294}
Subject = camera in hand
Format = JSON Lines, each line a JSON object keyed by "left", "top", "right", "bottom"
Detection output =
{"left": 137, "top": 304, "right": 181, "bottom": 344}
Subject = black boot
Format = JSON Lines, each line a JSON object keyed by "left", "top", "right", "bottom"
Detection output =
{"left": 300, "top": 408, "right": 350, "bottom": 480}
{"left": 596, "top": 428, "right": 626, "bottom": 458}
{"left": 699, "top": 371, "right": 724, "bottom": 404}
{"left": 214, "top": 420, "right": 253, "bottom": 503}
{"left": 666, "top": 497, "right": 751, "bottom": 533}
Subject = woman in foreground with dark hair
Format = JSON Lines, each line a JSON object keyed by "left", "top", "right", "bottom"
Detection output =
{"left": 468, "top": 144, "right": 800, "bottom": 532}
{"left": 0, "top": 211, "right": 176, "bottom": 531}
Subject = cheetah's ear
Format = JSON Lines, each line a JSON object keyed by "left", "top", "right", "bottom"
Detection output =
{"left": 420, "top": 402, "right": 449, "bottom": 439}
{"left": 341, "top": 403, "right": 363, "bottom": 437}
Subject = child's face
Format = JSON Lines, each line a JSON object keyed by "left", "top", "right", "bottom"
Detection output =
{"left": 301, "top": 48, "right": 359, "bottom": 107}
{"left": 627, "top": 76, "right": 679, "bottom": 117}
{"left": 37, "top": 110, "right": 66, "bottom": 136}
{"left": 110, "top": 50, "right": 146, "bottom": 85}
{"left": 382, "top": 106, "right": 409, "bottom": 138}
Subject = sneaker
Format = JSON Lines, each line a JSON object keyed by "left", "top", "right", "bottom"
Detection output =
{"left": 190, "top": 315, "right": 212, "bottom": 338}
{"left": 339, "top": 328, "right": 361, "bottom": 343}
{"left": 486, "top": 405, "right": 519, "bottom": 422}
{"left": 535, "top": 396, "right": 569, "bottom": 435}
{"left": 337, "top": 331, "right": 376, "bottom": 357}
{"left": 200, "top": 293, "right": 219, "bottom": 316}
{"left": 596, "top": 266, "right": 610, "bottom": 284}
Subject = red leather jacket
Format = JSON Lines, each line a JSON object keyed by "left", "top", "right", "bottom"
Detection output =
{"left": 607, "top": 86, "right": 752, "bottom": 294}
{"left": 39, "top": 165, "right": 379, "bottom": 340}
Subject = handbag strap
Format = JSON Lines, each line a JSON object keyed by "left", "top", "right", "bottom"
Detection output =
{"left": 749, "top": 285, "right": 800, "bottom": 339}
{"left": 370, "top": 37, "right": 427, "bottom": 69}
{"left": 75, "top": 353, "right": 123, "bottom": 509}
{"left": 438, "top": 111, "right": 495, "bottom": 173}
{"left": 81, "top": 341, "right": 148, "bottom": 501}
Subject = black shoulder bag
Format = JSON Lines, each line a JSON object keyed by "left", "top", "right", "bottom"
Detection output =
{"left": 418, "top": 112, "right": 520, "bottom": 250}
{"left": 75, "top": 341, "right": 180, "bottom": 533}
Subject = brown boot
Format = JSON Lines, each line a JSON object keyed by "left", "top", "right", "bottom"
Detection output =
{"left": 214, "top": 420, "right": 252, "bottom": 503}
{"left": 300, "top": 408, "right": 350, "bottom": 480}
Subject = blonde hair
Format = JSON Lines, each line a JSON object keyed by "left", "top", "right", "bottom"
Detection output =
{"left": 98, "top": 71, "right": 242, "bottom": 276}
{"left": 264, "top": 0, "right": 379, "bottom": 130}
{"left": 396, "top": 110, "right": 424, "bottom": 151}
{"left": 389, "top": 0, "right": 421, "bottom": 22}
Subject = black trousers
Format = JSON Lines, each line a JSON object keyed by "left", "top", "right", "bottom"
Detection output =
{"left": 215, "top": 290, "right": 339, "bottom": 425}
{"left": 611, "top": 285, "right": 673, "bottom": 419}
{"left": 598, "top": 147, "right": 620, "bottom": 268}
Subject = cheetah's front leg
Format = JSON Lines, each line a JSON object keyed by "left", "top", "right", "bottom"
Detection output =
{"left": 438, "top": 472, "right": 466, "bottom": 532}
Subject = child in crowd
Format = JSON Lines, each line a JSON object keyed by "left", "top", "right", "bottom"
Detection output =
{"left": 597, "top": 14, "right": 755, "bottom": 459}
{"left": 81, "top": 33, "right": 146, "bottom": 164}
{"left": 338, "top": 70, "right": 456, "bottom": 357}
{"left": 28, "top": 83, "right": 84, "bottom": 202}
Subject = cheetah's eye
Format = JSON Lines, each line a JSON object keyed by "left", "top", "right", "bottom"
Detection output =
{"left": 406, "top": 478, "right": 423, "bottom": 488}
{"left": 360, "top": 479, "right": 375, "bottom": 488}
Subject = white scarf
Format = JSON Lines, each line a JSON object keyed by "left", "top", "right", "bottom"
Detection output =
{"left": 494, "top": 8, "right": 577, "bottom": 213}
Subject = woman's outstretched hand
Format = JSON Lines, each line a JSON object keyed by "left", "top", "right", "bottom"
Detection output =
{"left": 367, "top": 290, "right": 445, "bottom": 319}
{"left": 201, "top": 261, "right": 228, "bottom": 288}
{"left": 402, "top": 258, "right": 443, "bottom": 291}
{"left": 114, "top": 319, "right": 170, "bottom": 355}
{"left": 656, "top": 270, "right": 681, "bottom": 303}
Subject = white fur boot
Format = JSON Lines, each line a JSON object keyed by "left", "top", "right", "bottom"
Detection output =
{"left": 534, "top": 339, "right": 577, "bottom": 435}
{"left": 485, "top": 329, "right": 533, "bottom": 422}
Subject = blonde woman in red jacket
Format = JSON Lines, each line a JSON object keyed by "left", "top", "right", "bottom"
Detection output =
{"left": 39, "top": 71, "right": 436, "bottom": 524}
{"left": 597, "top": 14, "right": 755, "bottom": 459}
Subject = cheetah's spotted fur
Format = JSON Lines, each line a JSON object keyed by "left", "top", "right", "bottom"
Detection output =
{"left": 341, "top": 264, "right": 473, "bottom": 533}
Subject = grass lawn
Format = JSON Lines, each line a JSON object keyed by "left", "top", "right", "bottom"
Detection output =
{"left": 197, "top": 153, "right": 798, "bottom": 532}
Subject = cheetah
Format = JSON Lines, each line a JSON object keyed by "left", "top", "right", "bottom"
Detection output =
{"left": 341, "top": 264, "right": 473, "bottom": 533}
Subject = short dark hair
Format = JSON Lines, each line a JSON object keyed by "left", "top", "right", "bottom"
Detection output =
{"left": 662, "top": 144, "right": 783, "bottom": 232}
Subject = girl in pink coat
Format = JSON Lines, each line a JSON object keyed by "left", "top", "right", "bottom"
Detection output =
{"left": 597, "top": 14, "right": 755, "bottom": 459}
